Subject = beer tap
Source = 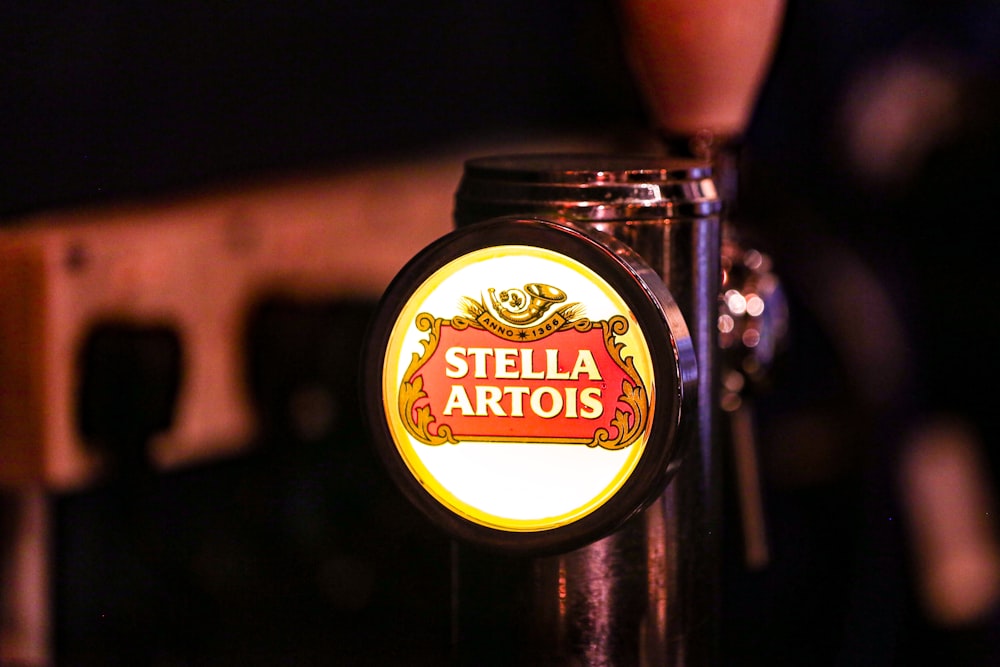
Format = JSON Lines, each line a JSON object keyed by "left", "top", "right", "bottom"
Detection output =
{"left": 362, "top": 3, "right": 790, "bottom": 665}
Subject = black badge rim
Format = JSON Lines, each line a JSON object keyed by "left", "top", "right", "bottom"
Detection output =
{"left": 361, "top": 217, "right": 694, "bottom": 555}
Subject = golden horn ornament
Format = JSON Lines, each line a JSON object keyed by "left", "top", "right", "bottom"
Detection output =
{"left": 488, "top": 283, "right": 567, "bottom": 325}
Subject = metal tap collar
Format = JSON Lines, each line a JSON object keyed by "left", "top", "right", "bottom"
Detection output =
{"left": 455, "top": 153, "right": 722, "bottom": 224}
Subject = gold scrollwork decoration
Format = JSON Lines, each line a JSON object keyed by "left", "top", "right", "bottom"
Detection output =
{"left": 398, "top": 314, "right": 456, "bottom": 445}
{"left": 585, "top": 315, "right": 649, "bottom": 450}
{"left": 395, "top": 312, "right": 649, "bottom": 450}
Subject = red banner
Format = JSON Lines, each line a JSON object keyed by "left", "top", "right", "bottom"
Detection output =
{"left": 402, "top": 319, "right": 646, "bottom": 448}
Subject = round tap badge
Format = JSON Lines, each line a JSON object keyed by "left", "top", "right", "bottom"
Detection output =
{"left": 363, "top": 218, "right": 695, "bottom": 554}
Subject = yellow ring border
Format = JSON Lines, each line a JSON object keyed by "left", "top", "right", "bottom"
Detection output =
{"left": 381, "top": 245, "right": 657, "bottom": 532}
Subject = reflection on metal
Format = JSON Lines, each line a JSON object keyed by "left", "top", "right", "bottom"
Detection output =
{"left": 523, "top": 499, "right": 684, "bottom": 665}
{"left": 719, "top": 228, "right": 788, "bottom": 400}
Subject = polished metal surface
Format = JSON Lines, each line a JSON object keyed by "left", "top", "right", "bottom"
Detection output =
{"left": 455, "top": 153, "right": 721, "bottom": 224}
{"left": 451, "top": 155, "right": 722, "bottom": 666}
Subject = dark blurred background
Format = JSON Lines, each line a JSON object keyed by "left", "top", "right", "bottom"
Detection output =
{"left": 1, "top": 0, "right": 998, "bottom": 665}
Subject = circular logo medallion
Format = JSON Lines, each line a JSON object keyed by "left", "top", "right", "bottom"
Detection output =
{"left": 364, "top": 218, "right": 695, "bottom": 554}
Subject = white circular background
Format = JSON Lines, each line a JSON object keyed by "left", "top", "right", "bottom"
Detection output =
{"left": 387, "top": 246, "right": 654, "bottom": 528}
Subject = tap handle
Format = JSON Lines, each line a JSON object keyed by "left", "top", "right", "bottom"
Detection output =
{"left": 615, "top": 0, "right": 786, "bottom": 144}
